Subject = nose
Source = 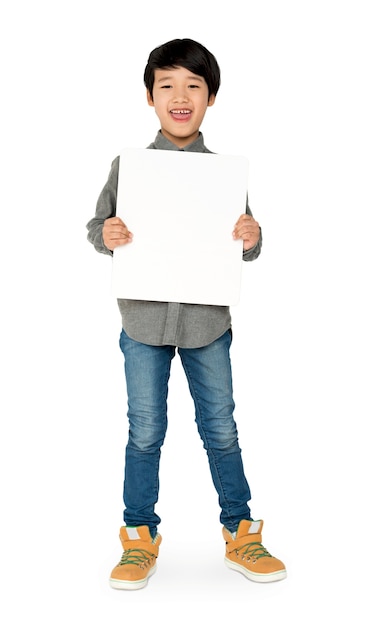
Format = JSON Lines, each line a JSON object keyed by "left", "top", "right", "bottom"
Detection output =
{"left": 172, "top": 88, "right": 188, "bottom": 103}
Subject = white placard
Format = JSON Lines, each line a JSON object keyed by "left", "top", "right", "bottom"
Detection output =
{"left": 112, "top": 148, "right": 248, "bottom": 306}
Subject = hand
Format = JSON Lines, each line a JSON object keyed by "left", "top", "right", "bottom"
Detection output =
{"left": 103, "top": 217, "right": 133, "bottom": 250}
{"left": 233, "top": 214, "right": 260, "bottom": 251}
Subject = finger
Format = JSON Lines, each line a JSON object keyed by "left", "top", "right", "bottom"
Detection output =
{"left": 104, "top": 222, "right": 132, "bottom": 236}
{"left": 235, "top": 215, "right": 253, "bottom": 225}
{"left": 103, "top": 225, "right": 133, "bottom": 248}
{"left": 233, "top": 225, "right": 257, "bottom": 239}
{"left": 105, "top": 216, "right": 126, "bottom": 226}
{"left": 104, "top": 226, "right": 128, "bottom": 237}
{"left": 107, "top": 231, "right": 133, "bottom": 243}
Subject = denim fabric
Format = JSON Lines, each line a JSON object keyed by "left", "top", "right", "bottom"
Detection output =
{"left": 119, "top": 328, "right": 251, "bottom": 537}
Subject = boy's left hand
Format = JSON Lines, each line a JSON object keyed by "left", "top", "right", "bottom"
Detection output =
{"left": 233, "top": 214, "right": 260, "bottom": 251}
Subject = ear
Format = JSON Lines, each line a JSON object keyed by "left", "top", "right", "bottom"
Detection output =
{"left": 146, "top": 89, "right": 154, "bottom": 107}
{"left": 207, "top": 94, "right": 216, "bottom": 107}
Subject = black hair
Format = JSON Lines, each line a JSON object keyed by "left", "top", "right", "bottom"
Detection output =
{"left": 144, "top": 38, "right": 220, "bottom": 99}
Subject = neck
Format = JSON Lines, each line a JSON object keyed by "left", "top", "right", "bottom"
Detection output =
{"left": 160, "top": 129, "right": 200, "bottom": 148}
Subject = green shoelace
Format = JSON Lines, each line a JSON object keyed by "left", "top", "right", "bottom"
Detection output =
{"left": 236, "top": 542, "right": 272, "bottom": 562}
{"left": 119, "top": 549, "right": 153, "bottom": 568}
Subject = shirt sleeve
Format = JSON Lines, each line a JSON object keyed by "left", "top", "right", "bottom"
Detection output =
{"left": 86, "top": 156, "right": 120, "bottom": 255}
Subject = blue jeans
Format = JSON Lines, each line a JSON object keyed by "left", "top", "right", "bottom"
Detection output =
{"left": 119, "top": 328, "right": 251, "bottom": 537}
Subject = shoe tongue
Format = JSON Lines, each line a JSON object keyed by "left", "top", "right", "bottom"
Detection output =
{"left": 237, "top": 519, "right": 263, "bottom": 537}
{"left": 121, "top": 525, "right": 153, "bottom": 542}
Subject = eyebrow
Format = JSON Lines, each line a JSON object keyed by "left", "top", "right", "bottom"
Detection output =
{"left": 156, "top": 75, "right": 204, "bottom": 83}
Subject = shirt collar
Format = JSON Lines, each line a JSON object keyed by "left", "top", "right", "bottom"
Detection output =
{"left": 151, "top": 130, "right": 207, "bottom": 152}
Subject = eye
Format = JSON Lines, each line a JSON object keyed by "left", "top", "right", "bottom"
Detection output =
{"left": 160, "top": 85, "right": 172, "bottom": 89}
{"left": 189, "top": 84, "right": 200, "bottom": 89}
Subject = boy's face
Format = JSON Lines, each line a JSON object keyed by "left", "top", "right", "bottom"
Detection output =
{"left": 147, "top": 66, "right": 215, "bottom": 148}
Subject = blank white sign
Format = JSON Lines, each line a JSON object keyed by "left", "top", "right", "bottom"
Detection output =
{"left": 112, "top": 148, "right": 248, "bottom": 305}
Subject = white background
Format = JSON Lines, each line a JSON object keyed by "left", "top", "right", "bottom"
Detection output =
{"left": 1, "top": 1, "right": 371, "bottom": 623}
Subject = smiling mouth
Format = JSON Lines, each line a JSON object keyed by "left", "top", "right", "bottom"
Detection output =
{"left": 170, "top": 109, "right": 192, "bottom": 120}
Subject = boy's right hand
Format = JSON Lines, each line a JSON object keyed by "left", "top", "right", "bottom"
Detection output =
{"left": 102, "top": 217, "right": 133, "bottom": 250}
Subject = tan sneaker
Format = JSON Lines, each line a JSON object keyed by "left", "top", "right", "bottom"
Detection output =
{"left": 223, "top": 520, "right": 286, "bottom": 583}
{"left": 109, "top": 526, "right": 162, "bottom": 590}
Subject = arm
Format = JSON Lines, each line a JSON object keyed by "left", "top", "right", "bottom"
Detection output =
{"left": 86, "top": 156, "right": 132, "bottom": 255}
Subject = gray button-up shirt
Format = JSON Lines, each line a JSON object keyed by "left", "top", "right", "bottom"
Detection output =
{"left": 86, "top": 131, "right": 262, "bottom": 348}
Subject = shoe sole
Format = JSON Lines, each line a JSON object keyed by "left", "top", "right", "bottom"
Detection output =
{"left": 224, "top": 557, "right": 287, "bottom": 583}
{"left": 109, "top": 564, "right": 157, "bottom": 590}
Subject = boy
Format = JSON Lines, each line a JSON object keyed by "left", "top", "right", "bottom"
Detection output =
{"left": 86, "top": 38, "right": 286, "bottom": 590}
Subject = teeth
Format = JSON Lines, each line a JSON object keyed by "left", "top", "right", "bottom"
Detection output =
{"left": 171, "top": 109, "right": 191, "bottom": 114}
